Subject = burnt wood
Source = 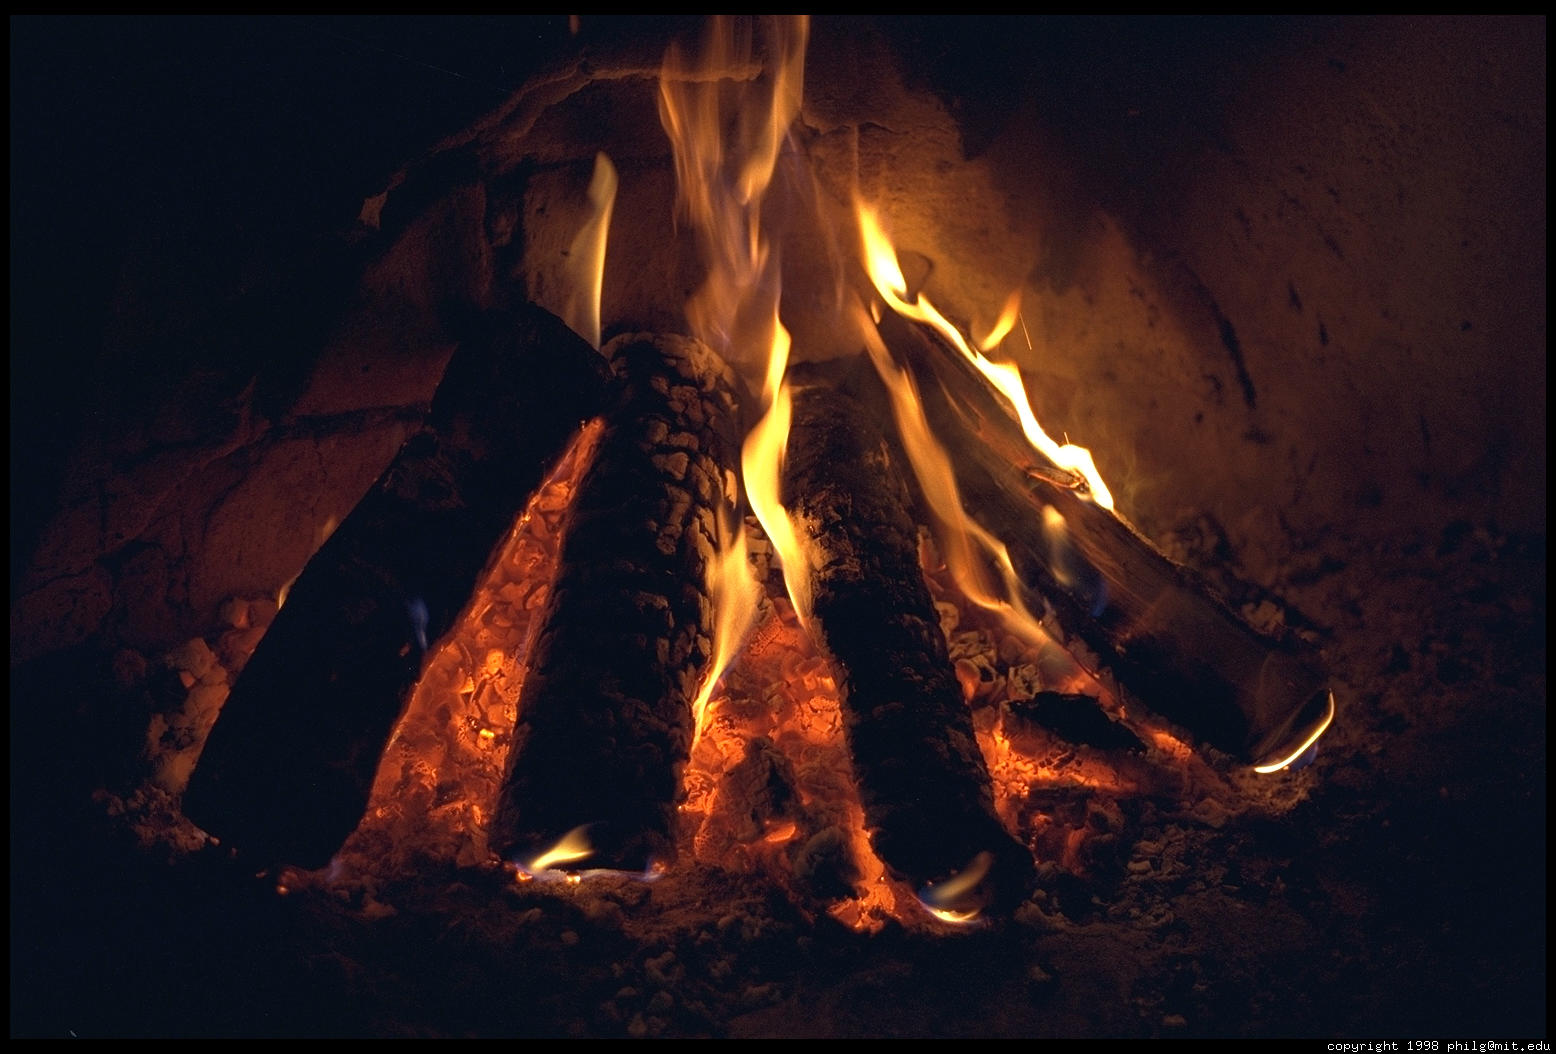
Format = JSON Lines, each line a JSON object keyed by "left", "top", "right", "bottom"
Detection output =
{"left": 490, "top": 333, "right": 743, "bottom": 872}
{"left": 876, "top": 312, "right": 1333, "bottom": 766}
{"left": 783, "top": 382, "right": 1035, "bottom": 914}
{"left": 182, "top": 303, "right": 611, "bottom": 870}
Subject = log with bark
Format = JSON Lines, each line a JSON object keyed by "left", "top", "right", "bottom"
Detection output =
{"left": 490, "top": 332, "right": 743, "bottom": 873}
{"left": 875, "top": 311, "right": 1334, "bottom": 768}
{"left": 183, "top": 303, "right": 611, "bottom": 870}
{"left": 782, "top": 377, "right": 1036, "bottom": 914}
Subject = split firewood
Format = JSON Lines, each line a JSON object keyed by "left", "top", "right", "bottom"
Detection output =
{"left": 783, "top": 379, "right": 1035, "bottom": 914}
{"left": 876, "top": 312, "right": 1333, "bottom": 767}
{"left": 182, "top": 303, "right": 611, "bottom": 870}
{"left": 490, "top": 333, "right": 743, "bottom": 872}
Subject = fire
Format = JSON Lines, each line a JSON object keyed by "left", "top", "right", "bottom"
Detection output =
{"left": 1252, "top": 691, "right": 1336, "bottom": 773}
{"left": 741, "top": 318, "right": 812, "bottom": 624}
{"left": 559, "top": 151, "right": 619, "bottom": 351}
{"left": 659, "top": 16, "right": 811, "bottom": 731}
{"left": 856, "top": 203, "right": 1115, "bottom": 510}
{"left": 857, "top": 301, "right": 1051, "bottom": 649}
{"left": 524, "top": 823, "right": 595, "bottom": 873}
{"left": 219, "top": 16, "right": 1328, "bottom": 928}
{"left": 690, "top": 500, "right": 761, "bottom": 743}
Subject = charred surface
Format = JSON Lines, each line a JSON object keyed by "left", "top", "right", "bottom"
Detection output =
{"left": 879, "top": 314, "right": 1331, "bottom": 765}
{"left": 492, "top": 333, "right": 742, "bottom": 871}
{"left": 783, "top": 382, "right": 1034, "bottom": 913}
{"left": 182, "top": 305, "right": 610, "bottom": 870}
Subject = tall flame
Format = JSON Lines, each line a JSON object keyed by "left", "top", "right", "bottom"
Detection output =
{"left": 560, "top": 151, "right": 619, "bottom": 351}
{"left": 657, "top": 16, "right": 809, "bottom": 362}
{"left": 857, "top": 203, "right": 1115, "bottom": 510}
{"left": 742, "top": 314, "right": 812, "bottom": 623}
{"left": 659, "top": 17, "right": 812, "bottom": 711}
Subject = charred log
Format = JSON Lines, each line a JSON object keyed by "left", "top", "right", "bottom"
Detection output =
{"left": 783, "top": 381, "right": 1034, "bottom": 914}
{"left": 1006, "top": 692, "right": 1146, "bottom": 754}
{"left": 183, "top": 304, "right": 610, "bottom": 870}
{"left": 491, "top": 333, "right": 743, "bottom": 872}
{"left": 878, "top": 313, "right": 1333, "bottom": 767}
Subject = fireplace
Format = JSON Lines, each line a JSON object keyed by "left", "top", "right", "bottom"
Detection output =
{"left": 10, "top": 15, "right": 1545, "bottom": 1039}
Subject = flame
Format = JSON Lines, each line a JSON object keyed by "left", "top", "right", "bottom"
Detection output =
{"left": 918, "top": 850, "right": 993, "bottom": 925}
{"left": 560, "top": 151, "right": 619, "bottom": 351}
{"left": 691, "top": 503, "right": 762, "bottom": 743}
{"left": 1252, "top": 690, "right": 1337, "bottom": 774}
{"left": 742, "top": 317, "right": 812, "bottom": 623}
{"left": 658, "top": 17, "right": 813, "bottom": 675}
{"left": 657, "top": 16, "right": 808, "bottom": 362}
{"left": 857, "top": 203, "right": 1115, "bottom": 510}
{"left": 524, "top": 823, "right": 595, "bottom": 873}
{"left": 857, "top": 302, "right": 1047, "bottom": 646}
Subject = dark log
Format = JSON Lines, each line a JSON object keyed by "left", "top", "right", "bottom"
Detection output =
{"left": 783, "top": 381, "right": 1035, "bottom": 915}
{"left": 877, "top": 311, "right": 1334, "bottom": 767}
{"left": 182, "top": 303, "right": 611, "bottom": 869}
{"left": 491, "top": 333, "right": 743, "bottom": 872}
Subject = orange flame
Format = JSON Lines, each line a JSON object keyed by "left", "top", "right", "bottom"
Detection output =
{"left": 691, "top": 501, "right": 761, "bottom": 744}
{"left": 525, "top": 823, "right": 595, "bottom": 873}
{"left": 658, "top": 16, "right": 814, "bottom": 696}
{"left": 857, "top": 202, "right": 1115, "bottom": 510}
{"left": 657, "top": 16, "right": 808, "bottom": 363}
{"left": 857, "top": 301, "right": 1048, "bottom": 647}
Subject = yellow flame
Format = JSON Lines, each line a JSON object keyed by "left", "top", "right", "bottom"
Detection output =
{"left": 691, "top": 506, "right": 762, "bottom": 743}
{"left": 658, "top": 15, "right": 813, "bottom": 723}
{"left": 525, "top": 824, "right": 595, "bottom": 872}
{"left": 918, "top": 850, "right": 993, "bottom": 924}
{"left": 657, "top": 16, "right": 808, "bottom": 360}
{"left": 742, "top": 316, "right": 812, "bottom": 623}
{"left": 858, "top": 304, "right": 1046, "bottom": 645}
{"left": 857, "top": 203, "right": 1114, "bottom": 510}
{"left": 1252, "top": 691, "right": 1337, "bottom": 774}
{"left": 561, "top": 152, "right": 619, "bottom": 351}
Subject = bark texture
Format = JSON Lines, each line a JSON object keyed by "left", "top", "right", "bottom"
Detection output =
{"left": 491, "top": 333, "right": 742, "bottom": 872}
{"left": 784, "top": 381, "right": 1034, "bottom": 913}
{"left": 878, "top": 312, "right": 1333, "bottom": 765}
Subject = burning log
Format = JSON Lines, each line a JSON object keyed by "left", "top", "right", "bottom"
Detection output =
{"left": 491, "top": 332, "right": 743, "bottom": 872}
{"left": 878, "top": 312, "right": 1334, "bottom": 769}
{"left": 183, "top": 304, "right": 611, "bottom": 869}
{"left": 783, "top": 380, "right": 1035, "bottom": 914}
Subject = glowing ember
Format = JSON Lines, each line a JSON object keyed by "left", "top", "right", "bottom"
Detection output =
{"left": 333, "top": 419, "right": 604, "bottom": 877}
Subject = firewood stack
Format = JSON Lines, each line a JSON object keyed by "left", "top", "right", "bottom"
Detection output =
{"left": 183, "top": 304, "right": 611, "bottom": 870}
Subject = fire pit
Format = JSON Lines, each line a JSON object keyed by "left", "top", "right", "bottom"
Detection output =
{"left": 10, "top": 15, "right": 1545, "bottom": 1039}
